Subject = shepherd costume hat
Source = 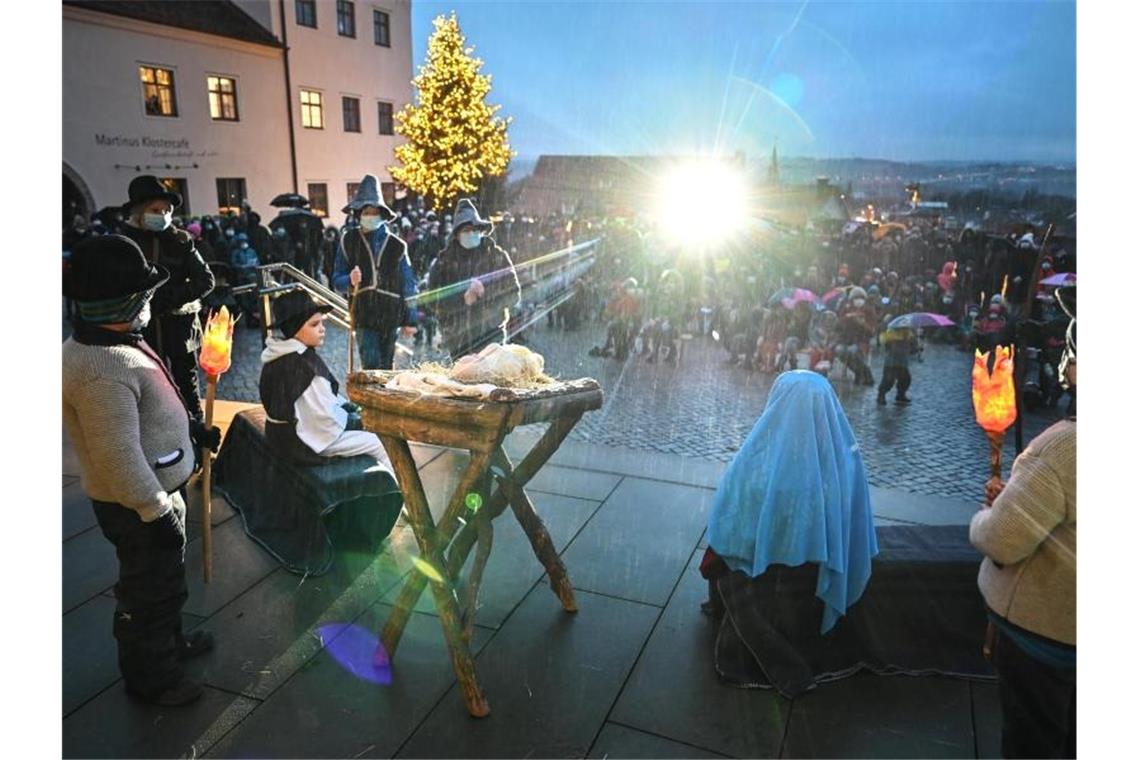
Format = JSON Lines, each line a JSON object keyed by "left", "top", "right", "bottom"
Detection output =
{"left": 65, "top": 234, "right": 169, "bottom": 302}
{"left": 273, "top": 289, "right": 333, "bottom": 339}
{"left": 451, "top": 198, "right": 494, "bottom": 233}
{"left": 123, "top": 175, "right": 182, "bottom": 212}
{"left": 342, "top": 174, "right": 396, "bottom": 218}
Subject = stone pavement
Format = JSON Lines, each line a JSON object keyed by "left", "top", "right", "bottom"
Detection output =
{"left": 63, "top": 420, "right": 1001, "bottom": 759}
{"left": 201, "top": 316, "right": 1065, "bottom": 502}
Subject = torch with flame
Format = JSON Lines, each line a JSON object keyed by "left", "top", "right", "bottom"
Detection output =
{"left": 197, "top": 307, "right": 236, "bottom": 583}
{"left": 971, "top": 346, "right": 1018, "bottom": 485}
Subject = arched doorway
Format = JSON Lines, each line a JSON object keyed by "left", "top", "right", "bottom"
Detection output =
{"left": 62, "top": 162, "right": 95, "bottom": 229}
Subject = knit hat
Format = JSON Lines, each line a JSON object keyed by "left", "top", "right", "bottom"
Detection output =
{"left": 273, "top": 289, "right": 333, "bottom": 339}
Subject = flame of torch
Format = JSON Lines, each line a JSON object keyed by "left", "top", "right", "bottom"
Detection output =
{"left": 196, "top": 306, "right": 235, "bottom": 584}
{"left": 199, "top": 306, "right": 235, "bottom": 377}
{"left": 972, "top": 346, "right": 1018, "bottom": 481}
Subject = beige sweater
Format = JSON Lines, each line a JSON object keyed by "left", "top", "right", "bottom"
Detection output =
{"left": 62, "top": 337, "right": 195, "bottom": 522}
{"left": 970, "top": 419, "right": 1076, "bottom": 645}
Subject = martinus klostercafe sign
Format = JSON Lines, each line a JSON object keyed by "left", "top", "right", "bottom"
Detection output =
{"left": 93, "top": 133, "right": 217, "bottom": 159}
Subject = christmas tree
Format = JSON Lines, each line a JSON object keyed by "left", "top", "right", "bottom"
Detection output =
{"left": 391, "top": 13, "right": 513, "bottom": 212}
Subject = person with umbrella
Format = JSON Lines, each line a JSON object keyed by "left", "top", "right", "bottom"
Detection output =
{"left": 332, "top": 175, "right": 418, "bottom": 370}
{"left": 269, "top": 193, "right": 324, "bottom": 280}
{"left": 877, "top": 324, "right": 917, "bottom": 405}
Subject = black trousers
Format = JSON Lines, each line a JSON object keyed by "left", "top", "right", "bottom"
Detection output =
{"left": 145, "top": 314, "right": 204, "bottom": 420}
{"left": 878, "top": 366, "right": 911, "bottom": 397}
{"left": 992, "top": 626, "right": 1076, "bottom": 758}
{"left": 92, "top": 497, "right": 189, "bottom": 699}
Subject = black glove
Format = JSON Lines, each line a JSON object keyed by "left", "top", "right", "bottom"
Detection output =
{"left": 341, "top": 401, "right": 362, "bottom": 415}
{"left": 190, "top": 420, "right": 222, "bottom": 453}
{"left": 345, "top": 412, "right": 364, "bottom": 432}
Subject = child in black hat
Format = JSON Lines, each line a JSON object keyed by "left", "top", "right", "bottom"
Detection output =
{"left": 63, "top": 235, "right": 218, "bottom": 707}
{"left": 258, "top": 290, "right": 394, "bottom": 469}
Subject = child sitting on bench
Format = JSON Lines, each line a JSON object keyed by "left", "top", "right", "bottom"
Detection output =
{"left": 259, "top": 290, "right": 393, "bottom": 471}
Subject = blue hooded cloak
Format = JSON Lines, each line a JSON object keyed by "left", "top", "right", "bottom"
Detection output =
{"left": 707, "top": 371, "right": 878, "bottom": 633}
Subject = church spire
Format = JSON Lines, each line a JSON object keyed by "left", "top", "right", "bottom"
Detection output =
{"left": 767, "top": 140, "right": 780, "bottom": 186}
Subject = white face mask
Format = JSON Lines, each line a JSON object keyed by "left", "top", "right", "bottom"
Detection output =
{"left": 852, "top": 298, "right": 866, "bottom": 308}
{"left": 129, "top": 301, "right": 152, "bottom": 331}
{"left": 458, "top": 231, "right": 483, "bottom": 250}
{"left": 143, "top": 212, "right": 172, "bottom": 232}
{"left": 360, "top": 215, "right": 384, "bottom": 232}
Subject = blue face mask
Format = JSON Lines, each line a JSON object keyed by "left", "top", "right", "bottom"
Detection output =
{"left": 458, "top": 231, "right": 482, "bottom": 250}
{"left": 143, "top": 212, "right": 172, "bottom": 232}
{"left": 360, "top": 215, "right": 384, "bottom": 232}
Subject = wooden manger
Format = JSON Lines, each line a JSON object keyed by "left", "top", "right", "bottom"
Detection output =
{"left": 347, "top": 370, "right": 604, "bottom": 717}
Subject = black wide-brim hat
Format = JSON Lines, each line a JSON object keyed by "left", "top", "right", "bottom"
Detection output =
{"left": 64, "top": 234, "right": 169, "bottom": 301}
{"left": 273, "top": 289, "right": 334, "bottom": 338}
{"left": 123, "top": 174, "right": 182, "bottom": 211}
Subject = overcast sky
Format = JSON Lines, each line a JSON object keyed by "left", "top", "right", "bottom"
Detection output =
{"left": 410, "top": 1, "right": 1076, "bottom": 164}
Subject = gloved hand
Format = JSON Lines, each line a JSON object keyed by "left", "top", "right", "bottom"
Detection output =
{"left": 341, "top": 401, "right": 362, "bottom": 415}
{"left": 190, "top": 420, "right": 222, "bottom": 453}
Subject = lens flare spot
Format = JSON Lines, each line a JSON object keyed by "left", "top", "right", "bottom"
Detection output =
{"left": 465, "top": 492, "right": 483, "bottom": 512}
{"left": 769, "top": 72, "right": 805, "bottom": 108}
{"left": 411, "top": 556, "right": 444, "bottom": 583}
{"left": 316, "top": 623, "right": 392, "bottom": 685}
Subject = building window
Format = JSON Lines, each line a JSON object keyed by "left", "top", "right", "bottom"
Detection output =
{"left": 373, "top": 9, "right": 390, "bottom": 47}
{"left": 161, "top": 178, "right": 189, "bottom": 215}
{"left": 300, "top": 89, "right": 324, "bottom": 129}
{"left": 207, "top": 75, "right": 239, "bottom": 121}
{"left": 295, "top": 0, "right": 316, "bottom": 28}
{"left": 140, "top": 65, "right": 178, "bottom": 117}
{"left": 307, "top": 183, "right": 329, "bottom": 218}
{"left": 381, "top": 182, "right": 396, "bottom": 206}
{"left": 346, "top": 182, "right": 360, "bottom": 205}
{"left": 342, "top": 96, "right": 361, "bottom": 133}
{"left": 216, "top": 177, "right": 247, "bottom": 215}
{"left": 336, "top": 1, "right": 355, "bottom": 37}
{"left": 377, "top": 101, "right": 394, "bottom": 135}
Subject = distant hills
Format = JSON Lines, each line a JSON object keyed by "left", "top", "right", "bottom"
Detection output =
{"left": 507, "top": 155, "right": 1076, "bottom": 200}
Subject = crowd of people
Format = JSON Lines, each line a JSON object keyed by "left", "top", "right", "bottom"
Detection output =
{"left": 576, "top": 213, "right": 1075, "bottom": 410}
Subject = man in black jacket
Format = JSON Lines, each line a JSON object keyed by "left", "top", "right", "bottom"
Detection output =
{"left": 119, "top": 176, "right": 215, "bottom": 420}
{"left": 429, "top": 198, "right": 521, "bottom": 359}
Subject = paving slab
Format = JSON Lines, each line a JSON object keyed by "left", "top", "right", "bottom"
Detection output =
{"left": 504, "top": 430, "right": 726, "bottom": 490}
{"left": 183, "top": 518, "right": 281, "bottom": 618}
{"left": 185, "top": 486, "right": 238, "bottom": 527}
{"left": 971, "top": 681, "right": 1002, "bottom": 759}
{"left": 781, "top": 673, "right": 975, "bottom": 758}
{"left": 63, "top": 525, "right": 118, "bottom": 613}
{"left": 516, "top": 462, "right": 622, "bottom": 502}
{"left": 63, "top": 682, "right": 258, "bottom": 760}
{"left": 187, "top": 526, "right": 420, "bottom": 700}
{"left": 203, "top": 604, "right": 494, "bottom": 759}
{"left": 63, "top": 479, "right": 97, "bottom": 540}
{"left": 870, "top": 485, "right": 979, "bottom": 527}
{"left": 397, "top": 587, "right": 660, "bottom": 759}
{"left": 383, "top": 491, "right": 602, "bottom": 627}
{"left": 559, "top": 476, "right": 714, "bottom": 607}
{"left": 611, "top": 552, "right": 789, "bottom": 758}
{"left": 62, "top": 595, "right": 120, "bottom": 717}
{"left": 587, "top": 722, "right": 731, "bottom": 759}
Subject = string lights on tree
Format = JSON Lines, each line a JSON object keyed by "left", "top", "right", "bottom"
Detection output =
{"left": 390, "top": 13, "right": 513, "bottom": 211}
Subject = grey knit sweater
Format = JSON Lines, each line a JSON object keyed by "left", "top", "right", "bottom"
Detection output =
{"left": 62, "top": 337, "right": 195, "bottom": 522}
{"left": 970, "top": 419, "right": 1076, "bottom": 645}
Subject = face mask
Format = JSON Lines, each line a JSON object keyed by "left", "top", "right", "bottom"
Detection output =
{"left": 240, "top": 242, "right": 249, "bottom": 250}
{"left": 143, "top": 212, "right": 171, "bottom": 232}
{"left": 837, "top": 277, "right": 847, "bottom": 284}
{"left": 459, "top": 231, "right": 483, "bottom": 250}
{"left": 360, "top": 215, "right": 384, "bottom": 232}
{"left": 129, "top": 302, "right": 151, "bottom": 331}
{"left": 225, "top": 229, "right": 235, "bottom": 238}
{"left": 852, "top": 298, "right": 866, "bottom": 308}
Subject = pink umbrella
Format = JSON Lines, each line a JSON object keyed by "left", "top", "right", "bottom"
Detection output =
{"left": 779, "top": 288, "right": 822, "bottom": 309}
{"left": 888, "top": 312, "right": 956, "bottom": 329}
{"left": 1039, "top": 272, "right": 1075, "bottom": 287}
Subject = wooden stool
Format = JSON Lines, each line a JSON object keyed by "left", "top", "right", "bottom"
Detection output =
{"left": 348, "top": 372, "right": 603, "bottom": 717}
